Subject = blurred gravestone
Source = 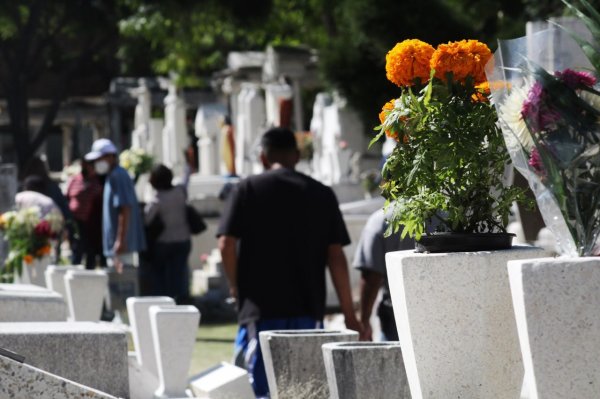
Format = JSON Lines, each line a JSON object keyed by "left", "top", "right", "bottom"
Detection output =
{"left": 0, "top": 164, "right": 17, "bottom": 266}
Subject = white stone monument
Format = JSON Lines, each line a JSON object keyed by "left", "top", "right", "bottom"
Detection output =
{"left": 265, "top": 82, "right": 293, "bottom": 128}
{"left": 150, "top": 304, "right": 200, "bottom": 399}
{"left": 318, "top": 96, "right": 364, "bottom": 185}
{"left": 126, "top": 296, "right": 175, "bottom": 380}
{"left": 130, "top": 78, "right": 152, "bottom": 151}
{"left": 386, "top": 246, "right": 550, "bottom": 399}
{"left": 148, "top": 118, "right": 165, "bottom": 163}
{"left": 195, "top": 103, "right": 227, "bottom": 176}
{"left": 235, "top": 83, "right": 266, "bottom": 176}
{"left": 45, "top": 265, "right": 84, "bottom": 296}
{"left": 508, "top": 257, "right": 600, "bottom": 399}
{"left": 160, "top": 78, "right": 188, "bottom": 179}
{"left": 189, "top": 362, "right": 255, "bottom": 399}
{"left": 16, "top": 256, "right": 51, "bottom": 287}
{"left": 64, "top": 269, "right": 108, "bottom": 322}
{"left": 309, "top": 93, "right": 331, "bottom": 181}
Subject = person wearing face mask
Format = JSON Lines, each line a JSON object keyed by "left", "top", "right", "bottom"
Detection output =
{"left": 84, "top": 139, "right": 146, "bottom": 274}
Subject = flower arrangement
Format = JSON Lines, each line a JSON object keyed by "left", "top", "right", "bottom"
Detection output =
{"left": 375, "top": 38, "right": 527, "bottom": 239}
{"left": 119, "top": 148, "right": 154, "bottom": 180}
{"left": 488, "top": 0, "right": 600, "bottom": 256}
{"left": 0, "top": 206, "right": 63, "bottom": 282}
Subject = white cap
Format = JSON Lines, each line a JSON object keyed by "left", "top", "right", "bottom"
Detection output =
{"left": 84, "top": 138, "right": 118, "bottom": 161}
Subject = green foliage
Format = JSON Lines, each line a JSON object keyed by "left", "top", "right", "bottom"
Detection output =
{"left": 558, "top": 0, "right": 600, "bottom": 72}
{"left": 118, "top": 0, "right": 326, "bottom": 87}
{"left": 379, "top": 79, "right": 527, "bottom": 239}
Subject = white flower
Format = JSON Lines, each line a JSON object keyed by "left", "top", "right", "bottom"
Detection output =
{"left": 44, "top": 210, "right": 64, "bottom": 233}
{"left": 498, "top": 84, "right": 534, "bottom": 151}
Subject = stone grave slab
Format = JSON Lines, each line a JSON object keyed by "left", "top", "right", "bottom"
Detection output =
{"left": 0, "top": 321, "right": 128, "bottom": 398}
{"left": 0, "top": 351, "right": 118, "bottom": 399}
{"left": 0, "top": 283, "right": 67, "bottom": 322}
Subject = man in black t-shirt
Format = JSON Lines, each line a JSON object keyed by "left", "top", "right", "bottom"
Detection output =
{"left": 217, "top": 127, "right": 363, "bottom": 397}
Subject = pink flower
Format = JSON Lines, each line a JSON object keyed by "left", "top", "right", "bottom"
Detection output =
{"left": 521, "top": 82, "right": 561, "bottom": 132}
{"left": 528, "top": 147, "right": 545, "bottom": 176}
{"left": 555, "top": 69, "right": 597, "bottom": 90}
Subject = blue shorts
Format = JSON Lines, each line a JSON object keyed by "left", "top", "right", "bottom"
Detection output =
{"left": 233, "top": 317, "right": 323, "bottom": 397}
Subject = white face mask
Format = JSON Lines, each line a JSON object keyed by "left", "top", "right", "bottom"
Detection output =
{"left": 94, "top": 160, "right": 110, "bottom": 175}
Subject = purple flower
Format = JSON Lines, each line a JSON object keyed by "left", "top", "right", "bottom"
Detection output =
{"left": 528, "top": 147, "right": 545, "bottom": 176}
{"left": 555, "top": 69, "right": 597, "bottom": 90}
{"left": 521, "top": 82, "right": 560, "bottom": 132}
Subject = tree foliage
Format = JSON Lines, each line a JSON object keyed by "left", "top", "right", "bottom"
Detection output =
{"left": 0, "top": 0, "right": 123, "bottom": 170}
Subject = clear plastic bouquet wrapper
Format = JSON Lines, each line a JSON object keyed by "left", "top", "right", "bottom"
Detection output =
{"left": 487, "top": 6, "right": 600, "bottom": 256}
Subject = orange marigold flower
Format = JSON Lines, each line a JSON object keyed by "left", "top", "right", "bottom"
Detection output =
{"left": 472, "top": 81, "right": 491, "bottom": 102}
{"left": 378, "top": 99, "right": 395, "bottom": 124}
{"left": 378, "top": 99, "right": 401, "bottom": 142}
{"left": 23, "top": 254, "right": 34, "bottom": 264}
{"left": 430, "top": 40, "right": 492, "bottom": 84}
{"left": 36, "top": 245, "right": 51, "bottom": 257}
{"left": 386, "top": 39, "right": 435, "bottom": 87}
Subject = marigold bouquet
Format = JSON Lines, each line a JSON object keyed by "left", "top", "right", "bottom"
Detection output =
{"left": 119, "top": 148, "right": 154, "bottom": 180}
{"left": 376, "top": 38, "right": 526, "bottom": 239}
{"left": 487, "top": 0, "right": 600, "bottom": 256}
{"left": 0, "top": 206, "right": 63, "bottom": 282}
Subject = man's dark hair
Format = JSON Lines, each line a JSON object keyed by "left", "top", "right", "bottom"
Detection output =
{"left": 149, "top": 164, "right": 173, "bottom": 191}
{"left": 261, "top": 127, "right": 298, "bottom": 158}
{"left": 23, "top": 175, "right": 47, "bottom": 194}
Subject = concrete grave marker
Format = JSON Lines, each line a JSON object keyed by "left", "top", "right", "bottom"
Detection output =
{"left": 190, "top": 362, "right": 254, "bottom": 399}
{"left": 150, "top": 304, "right": 201, "bottom": 399}
{"left": 65, "top": 269, "right": 108, "bottom": 321}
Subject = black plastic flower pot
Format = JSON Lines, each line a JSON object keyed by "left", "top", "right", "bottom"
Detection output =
{"left": 415, "top": 232, "right": 516, "bottom": 253}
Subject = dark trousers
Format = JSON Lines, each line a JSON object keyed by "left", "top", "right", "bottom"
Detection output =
{"left": 377, "top": 299, "right": 399, "bottom": 341}
{"left": 149, "top": 240, "right": 191, "bottom": 302}
{"left": 71, "top": 219, "right": 105, "bottom": 269}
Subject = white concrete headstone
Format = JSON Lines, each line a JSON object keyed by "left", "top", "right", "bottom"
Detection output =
{"left": 126, "top": 296, "right": 175, "bottom": 379}
{"left": 150, "top": 304, "right": 200, "bottom": 399}
{"left": 64, "top": 269, "right": 108, "bottom": 321}
{"left": 45, "top": 265, "right": 84, "bottom": 319}
{"left": 189, "top": 362, "right": 254, "bottom": 399}
{"left": 17, "top": 256, "right": 51, "bottom": 287}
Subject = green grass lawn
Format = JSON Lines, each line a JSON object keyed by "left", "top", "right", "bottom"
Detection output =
{"left": 190, "top": 322, "right": 238, "bottom": 375}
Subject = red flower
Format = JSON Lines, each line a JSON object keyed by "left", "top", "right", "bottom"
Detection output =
{"left": 34, "top": 220, "right": 52, "bottom": 237}
{"left": 555, "top": 69, "right": 597, "bottom": 90}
